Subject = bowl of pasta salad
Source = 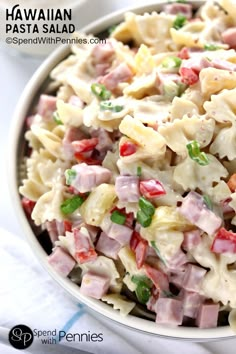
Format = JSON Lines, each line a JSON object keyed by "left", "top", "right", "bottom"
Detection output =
{"left": 10, "top": 0, "right": 236, "bottom": 340}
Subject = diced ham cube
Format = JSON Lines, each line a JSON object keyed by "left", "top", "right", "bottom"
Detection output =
{"left": 45, "top": 220, "right": 60, "bottom": 244}
{"left": 222, "top": 27, "right": 236, "bottom": 49}
{"left": 73, "top": 228, "right": 97, "bottom": 263}
{"left": 196, "top": 303, "right": 219, "bottom": 328}
{"left": 72, "top": 138, "right": 99, "bottom": 153}
{"left": 48, "top": 247, "right": 75, "bottom": 276}
{"left": 182, "top": 264, "right": 207, "bottom": 292}
{"left": 68, "top": 95, "right": 84, "bottom": 108}
{"left": 91, "top": 129, "right": 113, "bottom": 153}
{"left": 140, "top": 179, "right": 166, "bottom": 199}
{"left": 155, "top": 298, "right": 183, "bottom": 325}
{"left": 100, "top": 63, "right": 133, "bottom": 91}
{"left": 95, "top": 63, "right": 110, "bottom": 76}
{"left": 170, "top": 270, "right": 185, "bottom": 289}
{"left": 91, "top": 41, "right": 115, "bottom": 64}
{"left": 107, "top": 223, "right": 133, "bottom": 246}
{"left": 166, "top": 249, "right": 188, "bottom": 269}
{"left": 163, "top": 3, "right": 192, "bottom": 19}
{"left": 71, "top": 163, "right": 112, "bottom": 193}
{"left": 96, "top": 232, "right": 122, "bottom": 260}
{"left": 144, "top": 264, "right": 169, "bottom": 293}
{"left": 147, "top": 287, "right": 159, "bottom": 312}
{"left": 178, "top": 191, "right": 222, "bottom": 235}
{"left": 182, "top": 290, "right": 203, "bottom": 319}
{"left": 37, "top": 94, "right": 57, "bottom": 120}
{"left": 211, "top": 227, "right": 236, "bottom": 254}
{"left": 85, "top": 225, "right": 99, "bottom": 243}
{"left": 63, "top": 127, "right": 87, "bottom": 159}
{"left": 211, "top": 59, "right": 236, "bottom": 72}
{"left": 21, "top": 197, "right": 36, "bottom": 217}
{"left": 80, "top": 271, "right": 110, "bottom": 299}
{"left": 115, "top": 176, "right": 140, "bottom": 203}
{"left": 182, "top": 230, "right": 201, "bottom": 251}
{"left": 181, "top": 57, "right": 212, "bottom": 73}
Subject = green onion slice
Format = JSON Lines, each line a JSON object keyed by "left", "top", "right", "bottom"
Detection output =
{"left": 203, "top": 195, "right": 213, "bottom": 210}
{"left": 204, "top": 43, "right": 220, "bottom": 51}
{"left": 91, "top": 83, "right": 111, "bottom": 100}
{"left": 65, "top": 169, "right": 77, "bottom": 186}
{"left": 137, "top": 166, "right": 142, "bottom": 177}
{"left": 53, "top": 111, "right": 63, "bottom": 125}
{"left": 137, "top": 210, "right": 152, "bottom": 228}
{"left": 161, "top": 56, "right": 182, "bottom": 69}
{"left": 108, "top": 25, "right": 117, "bottom": 35}
{"left": 60, "top": 196, "right": 84, "bottom": 215}
{"left": 100, "top": 101, "right": 124, "bottom": 112}
{"left": 173, "top": 14, "right": 187, "bottom": 30}
{"left": 110, "top": 210, "right": 126, "bottom": 225}
{"left": 139, "top": 197, "right": 155, "bottom": 217}
{"left": 150, "top": 241, "right": 166, "bottom": 265}
{"left": 186, "top": 140, "right": 210, "bottom": 166}
{"left": 131, "top": 275, "right": 152, "bottom": 304}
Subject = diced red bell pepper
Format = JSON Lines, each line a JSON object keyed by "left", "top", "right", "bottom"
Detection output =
{"left": 178, "top": 47, "right": 190, "bottom": 60}
{"left": 75, "top": 248, "right": 98, "bottom": 263}
{"left": 144, "top": 264, "right": 169, "bottom": 292}
{"left": 130, "top": 231, "right": 148, "bottom": 269}
{"left": 21, "top": 197, "right": 36, "bottom": 217}
{"left": 119, "top": 141, "right": 137, "bottom": 157}
{"left": 64, "top": 220, "right": 72, "bottom": 233}
{"left": 140, "top": 179, "right": 166, "bottom": 199}
{"left": 74, "top": 152, "right": 101, "bottom": 165}
{"left": 130, "top": 231, "right": 142, "bottom": 252}
{"left": 211, "top": 227, "right": 236, "bottom": 254}
{"left": 72, "top": 138, "right": 99, "bottom": 153}
{"left": 179, "top": 67, "right": 199, "bottom": 85}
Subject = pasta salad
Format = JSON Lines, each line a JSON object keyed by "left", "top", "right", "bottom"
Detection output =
{"left": 20, "top": 0, "right": 236, "bottom": 329}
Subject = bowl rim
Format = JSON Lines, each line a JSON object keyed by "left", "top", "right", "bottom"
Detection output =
{"left": 8, "top": 0, "right": 236, "bottom": 340}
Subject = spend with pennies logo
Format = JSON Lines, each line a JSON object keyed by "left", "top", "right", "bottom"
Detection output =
{"left": 9, "top": 324, "right": 34, "bottom": 350}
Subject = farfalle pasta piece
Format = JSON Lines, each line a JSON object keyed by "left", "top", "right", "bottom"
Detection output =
{"left": 204, "top": 88, "right": 236, "bottom": 123}
{"left": 159, "top": 115, "right": 215, "bottom": 156}
{"left": 123, "top": 72, "right": 158, "bottom": 99}
{"left": 219, "top": 0, "right": 236, "bottom": 24}
{"left": 170, "top": 96, "right": 199, "bottom": 120}
{"left": 200, "top": 68, "right": 236, "bottom": 97}
{"left": 133, "top": 98, "right": 171, "bottom": 125}
{"left": 101, "top": 294, "right": 135, "bottom": 316}
{"left": 190, "top": 234, "right": 236, "bottom": 308}
{"left": 119, "top": 115, "right": 166, "bottom": 158}
{"left": 173, "top": 154, "right": 228, "bottom": 193}
{"left": 80, "top": 256, "right": 121, "bottom": 293}
{"left": 208, "top": 181, "right": 231, "bottom": 204}
{"left": 79, "top": 184, "right": 117, "bottom": 226}
{"left": 210, "top": 125, "right": 236, "bottom": 160}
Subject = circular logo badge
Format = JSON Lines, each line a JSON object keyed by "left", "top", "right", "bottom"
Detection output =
{"left": 9, "top": 325, "right": 34, "bottom": 350}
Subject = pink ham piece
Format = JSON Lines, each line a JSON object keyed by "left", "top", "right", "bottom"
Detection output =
{"left": 222, "top": 27, "right": 236, "bottom": 49}
{"left": 80, "top": 271, "right": 110, "bottom": 299}
{"left": 196, "top": 303, "right": 219, "bottom": 328}
{"left": 170, "top": 270, "right": 185, "bottom": 289}
{"left": 147, "top": 287, "right": 159, "bottom": 312}
{"left": 155, "top": 298, "right": 183, "bottom": 325}
{"left": 45, "top": 220, "right": 64, "bottom": 244}
{"left": 95, "top": 231, "right": 122, "bottom": 260}
{"left": 182, "top": 264, "right": 207, "bottom": 292}
{"left": 62, "top": 127, "right": 87, "bottom": 159}
{"left": 73, "top": 228, "right": 97, "bottom": 264}
{"left": 211, "top": 58, "right": 236, "bottom": 72}
{"left": 166, "top": 249, "right": 188, "bottom": 269}
{"left": 91, "top": 41, "right": 115, "bottom": 64}
{"left": 178, "top": 191, "right": 222, "bottom": 235}
{"left": 106, "top": 222, "right": 133, "bottom": 246}
{"left": 163, "top": 3, "right": 193, "bottom": 19}
{"left": 182, "top": 290, "right": 203, "bottom": 319}
{"left": 37, "top": 94, "right": 57, "bottom": 120}
{"left": 95, "top": 63, "right": 110, "bottom": 76}
{"left": 85, "top": 225, "right": 99, "bottom": 243}
{"left": 100, "top": 63, "right": 133, "bottom": 91}
{"left": 68, "top": 95, "right": 84, "bottom": 109}
{"left": 115, "top": 176, "right": 140, "bottom": 203}
{"left": 70, "top": 163, "right": 112, "bottom": 193}
{"left": 48, "top": 247, "right": 75, "bottom": 277}
{"left": 91, "top": 128, "right": 113, "bottom": 154}
{"left": 182, "top": 230, "right": 201, "bottom": 251}
{"left": 211, "top": 228, "right": 236, "bottom": 254}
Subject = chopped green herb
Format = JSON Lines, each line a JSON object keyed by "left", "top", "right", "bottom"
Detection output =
{"left": 161, "top": 56, "right": 182, "bottom": 69}
{"left": 110, "top": 210, "right": 126, "bottom": 225}
{"left": 131, "top": 275, "right": 152, "bottom": 304}
{"left": 91, "top": 83, "right": 111, "bottom": 100}
{"left": 176, "top": 0, "right": 187, "bottom": 3}
{"left": 139, "top": 197, "right": 155, "bottom": 217}
{"left": 53, "top": 111, "right": 63, "bottom": 125}
{"left": 60, "top": 195, "right": 84, "bottom": 215}
{"left": 65, "top": 169, "right": 77, "bottom": 186}
{"left": 204, "top": 43, "right": 220, "bottom": 51}
{"left": 137, "top": 210, "right": 152, "bottom": 228}
{"left": 150, "top": 241, "right": 166, "bottom": 265}
{"left": 186, "top": 140, "right": 210, "bottom": 166}
{"left": 100, "top": 101, "right": 124, "bottom": 112}
{"left": 173, "top": 14, "right": 187, "bottom": 30}
{"left": 108, "top": 25, "right": 117, "bottom": 35}
{"left": 137, "top": 166, "right": 142, "bottom": 177}
{"left": 203, "top": 195, "right": 213, "bottom": 210}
